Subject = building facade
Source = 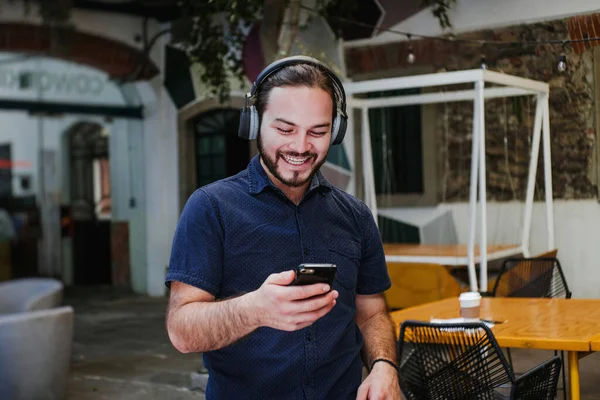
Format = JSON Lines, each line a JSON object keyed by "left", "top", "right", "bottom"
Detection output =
{"left": 0, "top": 1, "right": 179, "bottom": 296}
{"left": 342, "top": 0, "right": 600, "bottom": 298}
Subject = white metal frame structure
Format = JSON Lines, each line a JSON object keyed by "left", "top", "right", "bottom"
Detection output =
{"left": 344, "top": 69, "right": 554, "bottom": 292}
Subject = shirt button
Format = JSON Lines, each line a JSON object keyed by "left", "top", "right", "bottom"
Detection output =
{"left": 305, "top": 378, "right": 311, "bottom": 386}
{"left": 306, "top": 334, "right": 312, "bottom": 341}
{"left": 304, "top": 248, "right": 310, "bottom": 255}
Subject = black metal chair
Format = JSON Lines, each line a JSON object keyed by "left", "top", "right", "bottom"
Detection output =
{"left": 398, "top": 320, "right": 562, "bottom": 400}
{"left": 490, "top": 257, "right": 571, "bottom": 400}
{"left": 491, "top": 257, "right": 571, "bottom": 299}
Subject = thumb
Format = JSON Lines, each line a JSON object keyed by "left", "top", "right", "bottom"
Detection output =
{"left": 355, "top": 382, "right": 369, "bottom": 400}
{"left": 265, "top": 270, "right": 296, "bottom": 286}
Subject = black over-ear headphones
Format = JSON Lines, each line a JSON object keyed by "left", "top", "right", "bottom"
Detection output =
{"left": 237, "top": 56, "right": 347, "bottom": 146}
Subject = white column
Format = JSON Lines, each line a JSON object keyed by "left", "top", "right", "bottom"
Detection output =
{"left": 521, "top": 94, "right": 544, "bottom": 257}
{"left": 542, "top": 94, "right": 555, "bottom": 250}
{"left": 144, "top": 84, "right": 179, "bottom": 297}
{"left": 361, "top": 107, "right": 378, "bottom": 224}
{"left": 476, "top": 80, "right": 488, "bottom": 292}
{"left": 467, "top": 85, "right": 480, "bottom": 292}
{"left": 119, "top": 84, "right": 148, "bottom": 294}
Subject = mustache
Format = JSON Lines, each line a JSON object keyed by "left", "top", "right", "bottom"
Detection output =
{"left": 279, "top": 151, "right": 317, "bottom": 158}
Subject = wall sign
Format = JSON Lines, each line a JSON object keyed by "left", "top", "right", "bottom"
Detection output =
{"left": 0, "top": 67, "right": 105, "bottom": 96}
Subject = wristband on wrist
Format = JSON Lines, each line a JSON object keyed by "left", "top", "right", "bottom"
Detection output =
{"left": 370, "top": 358, "right": 399, "bottom": 372}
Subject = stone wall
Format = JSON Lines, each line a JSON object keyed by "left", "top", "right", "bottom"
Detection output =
{"left": 345, "top": 18, "right": 598, "bottom": 201}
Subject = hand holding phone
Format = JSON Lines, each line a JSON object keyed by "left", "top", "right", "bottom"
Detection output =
{"left": 250, "top": 267, "right": 339, "bottom": 332}
{"left": 289, "top": 263, "right": 337, "bottom": 287}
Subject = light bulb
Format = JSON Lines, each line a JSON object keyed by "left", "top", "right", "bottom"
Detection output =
{"left": 557, "top": 54, "right": 567, "bottom": 72}
{"left": 407, "top": 46, "right": 415, "bottom": 64}
{"left": 480, "top": 56, "right": 487, "bottom": 70}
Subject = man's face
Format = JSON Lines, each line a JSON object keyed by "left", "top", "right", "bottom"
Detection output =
{"left": 258, "top": 85, "right": 333, "bottom": 190}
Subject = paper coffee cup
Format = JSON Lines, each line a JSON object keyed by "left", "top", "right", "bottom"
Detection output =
{"left": 459, "top": 291, "right": 481, "bottom": 320}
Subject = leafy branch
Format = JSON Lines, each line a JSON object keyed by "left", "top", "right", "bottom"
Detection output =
{"left": 170, "top": 0, "right": 265, "bottom": 102}
{"left": 170, "top": 0, "right": 348, "bottom": 102}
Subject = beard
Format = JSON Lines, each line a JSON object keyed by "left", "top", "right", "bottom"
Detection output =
{"left": 257, "top": 135, "right": 328, "bottom": 188}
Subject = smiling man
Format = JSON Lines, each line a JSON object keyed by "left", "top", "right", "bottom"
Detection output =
{"left": 256, "top": 84, "right": 332, "bottom": 204}
{"left": 165, "top": 57, "right": 400, "bottom": 400}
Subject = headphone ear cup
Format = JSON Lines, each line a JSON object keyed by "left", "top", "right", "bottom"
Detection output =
{"left": 331, "top": 115, "right": 341, "bottom": 145}
{"left": 248, "top": 106, "right": 259, "bottom": 140}
{"left": 238, "top": 107, "right": 251, "bottom": 140}
{"left": 331, "top": 114, "right": 347, "bottom": 145}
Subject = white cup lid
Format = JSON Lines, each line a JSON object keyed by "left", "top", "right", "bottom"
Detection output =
{"left": 459, "top": 291, "right": 481, "bottom": 301}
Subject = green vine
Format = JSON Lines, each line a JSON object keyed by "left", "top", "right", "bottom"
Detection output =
{"left": 511, "top": 96, "right": 524, "bottom": 124}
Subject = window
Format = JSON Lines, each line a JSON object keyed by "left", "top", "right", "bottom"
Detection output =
{"left": 355, "top": 88, "right": 438, "bottom": 208}
{"left": 193, "top": 108, "right": 249, "bottom": 188}
{"left": 368, "top": 89, "right": 423, "bottom": 196}
{"left": 93, "top": 158, "right": 111, "bottom": 219}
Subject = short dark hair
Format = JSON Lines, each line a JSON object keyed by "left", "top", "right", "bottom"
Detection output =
{"left": 254, "top": 63, "right": 338, "bottom": 123}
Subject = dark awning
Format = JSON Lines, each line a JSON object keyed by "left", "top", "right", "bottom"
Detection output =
{"left": 164, "top": 45, "right": 196, "bottom": 109}
{"left": 0, "top": 99, "right": 143, "bottom": 119}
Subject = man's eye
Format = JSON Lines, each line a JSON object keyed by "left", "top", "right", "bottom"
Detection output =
{"left": 277, "top": 128, "right": 292, "bottom": 133}
{"left": 312, "top": 131, "right": 327, "bottom": 136}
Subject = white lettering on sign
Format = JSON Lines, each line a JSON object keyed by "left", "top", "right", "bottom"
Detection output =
{"left": 0, "top": 68, "right": 105, "bottom": 96}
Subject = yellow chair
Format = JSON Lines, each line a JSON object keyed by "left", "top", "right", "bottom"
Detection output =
{"left": 535, "top": 248, "right": 558, "bottom": 258}
{"left": 384, "top": 262, "right": 465, "bottom": 310}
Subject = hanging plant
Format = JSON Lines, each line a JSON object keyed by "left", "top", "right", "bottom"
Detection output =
{"left": 171, "top": 0, "right": 349, "bottom": 102}
{"left": 421, "top": 0, "right": 457, "bottom": 30}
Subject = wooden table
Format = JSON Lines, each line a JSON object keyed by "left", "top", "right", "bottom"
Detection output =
{"left": 390, "top": 297, "right": 600, "bottom": 400}
{"left": 383, "top": 243, "right": 522, "bottom": 265}
{"left": 590, "top": 335, "right": 600, "bottom": 352}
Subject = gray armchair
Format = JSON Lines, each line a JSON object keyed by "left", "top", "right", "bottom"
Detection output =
{"left": 0, "top": 306, "right": 74, "bottom": 400}
{"left": 0, "top": 278, "right": 63, "bottom": 313}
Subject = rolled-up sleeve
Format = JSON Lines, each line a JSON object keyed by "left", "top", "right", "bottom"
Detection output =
{"left": 356, "top": 203, "right": 391, "bottom": 295}
{"left": 165, "top": 189, "right": 224, "bottom": 296}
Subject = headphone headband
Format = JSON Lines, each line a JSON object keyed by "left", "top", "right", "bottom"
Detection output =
{"left": 250, "top": 56, "right": 346, "bottom": 112}
{"left": 238, "top": 56, "right": 348, "bottom": 146}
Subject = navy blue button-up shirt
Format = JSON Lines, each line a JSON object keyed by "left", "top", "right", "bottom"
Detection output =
{"left": 166, "top": 155, "right": 391, "bottom": 400}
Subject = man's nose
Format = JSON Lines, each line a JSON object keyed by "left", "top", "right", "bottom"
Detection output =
{"left": 290, "top": 132, "right": 311, "bottom": 153}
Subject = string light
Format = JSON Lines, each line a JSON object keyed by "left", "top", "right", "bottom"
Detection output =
{"left": 406, "top": 34, "right": 415, "bottom": 64}
{"left": 304, "top": 5, "right": 599, "bottom": 47}
{"left": 407, "top": 46, "right": 416, "bottom": 64}
{"left": 557, "top": 41, "right": 568, "bottom": 72}
{"left": 557, "top": 53, "right": 567, "bottom": 72}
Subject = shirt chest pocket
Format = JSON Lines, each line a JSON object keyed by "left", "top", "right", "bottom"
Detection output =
{"left": 328, "top": 239, "right": 361, "bottom": 291}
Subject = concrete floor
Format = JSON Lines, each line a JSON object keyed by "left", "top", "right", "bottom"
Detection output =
{"left": 63, "top": 287, "right": 600, "bottom": 399}
{"left": 64, "top": 287, "right": 205, "bottom": 400}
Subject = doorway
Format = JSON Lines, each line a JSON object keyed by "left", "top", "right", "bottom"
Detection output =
{"left": 67, "top": 122, "right": 112, "bottom": 285}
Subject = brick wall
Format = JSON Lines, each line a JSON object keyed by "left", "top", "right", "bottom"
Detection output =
{"left": 0, "top": 23, "right": 158, "bottom": 80}
{"left": 345, "top": 16, "right": 599, "bottom": 201}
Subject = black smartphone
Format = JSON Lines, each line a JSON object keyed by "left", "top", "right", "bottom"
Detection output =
{"left": 289, "top": 263, "right": 337, "bottom": 287}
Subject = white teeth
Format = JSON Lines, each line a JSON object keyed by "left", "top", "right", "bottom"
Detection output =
{"left": 282, "top": 155, "right": 309, "bottom": 165}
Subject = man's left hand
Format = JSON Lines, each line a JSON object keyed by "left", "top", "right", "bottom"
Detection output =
{"left": 356, "top": 362, "right": 401, "bottom": 400}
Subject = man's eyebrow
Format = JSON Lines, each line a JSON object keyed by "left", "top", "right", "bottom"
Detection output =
{"left": 273, "top": 118, "right": 331, "bottom": 129}
{"left": 273, "top": 118, "right": 296, "bottom": 126}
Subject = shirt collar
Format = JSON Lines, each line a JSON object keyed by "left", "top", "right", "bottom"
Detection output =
{"left": 248, "top": 155, "right": 332, "bottom": 195}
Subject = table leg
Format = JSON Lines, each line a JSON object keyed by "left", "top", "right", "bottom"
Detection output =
{"left": 568, "top": 351, "right": 580, "bottom": 400}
